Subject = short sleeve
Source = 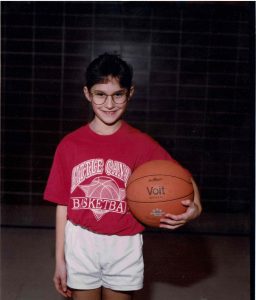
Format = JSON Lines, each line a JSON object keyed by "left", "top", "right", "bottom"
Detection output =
{"left": 135, "top": 134, "right": 191, "bottom": 177}
{"left": 44, "top": 143, "right": 70, "bottom": 205}
{"left": 134, "top": 134, "right": 174, "bottom": 166}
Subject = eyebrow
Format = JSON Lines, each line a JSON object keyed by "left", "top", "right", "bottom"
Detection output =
{"left": 92, "top": 88, "right": 126, "bottom": 94}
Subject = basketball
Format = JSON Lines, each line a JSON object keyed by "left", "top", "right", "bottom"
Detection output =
{"left": 126, "top": 160, "right": 194, "bottom": 227}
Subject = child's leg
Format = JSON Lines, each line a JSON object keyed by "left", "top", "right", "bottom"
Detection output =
{"left": 102, "top": 287, "right": 133, "bottom": 300}
{"left": 72, "top": 288, "right": 101, "bottom": 300}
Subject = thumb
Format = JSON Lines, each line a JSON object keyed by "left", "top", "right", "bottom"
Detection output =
{"left": 181, "top": 199, "right": 192, "bottom": 206}
{"left": 60, "top": 276, "right": 67, "bottom": 292}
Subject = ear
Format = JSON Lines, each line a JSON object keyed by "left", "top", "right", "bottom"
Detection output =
{"left": 127, "top": 86, "right": 135, "bottom": 100}
{"left": 83, "top": 86, "right": 92, "bottom": 102}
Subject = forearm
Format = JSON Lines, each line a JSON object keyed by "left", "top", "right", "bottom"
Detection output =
{"left": 191, "top": 177, "right": 202, "bottom": 216}
{"left": 53, "top": 205, "right": 72, "bottom": 297}
{"left": 55, "top": 205, "right": 68, "bottom": 264}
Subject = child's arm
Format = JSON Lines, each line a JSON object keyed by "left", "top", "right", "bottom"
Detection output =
{"left": 53, "top": 205, "right": 72, "bottom": 298}
{"left": 159, "top": 178, "right": 202, "bottom": 230}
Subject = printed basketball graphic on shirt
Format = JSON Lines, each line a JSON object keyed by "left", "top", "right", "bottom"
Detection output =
{"left": 70, "top": 158, "right": 131, "bottom": 222}
{"left": 76, "top": 176, "right": 126, "bottom": 221}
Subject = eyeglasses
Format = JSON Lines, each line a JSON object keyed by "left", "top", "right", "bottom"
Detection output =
{"left": 90, "top": 90, "right": 128, "bottom": 105}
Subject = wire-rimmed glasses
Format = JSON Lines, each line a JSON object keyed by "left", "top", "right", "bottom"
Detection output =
{"left": 90, "top": 90, "right": 128, "bottom": 105}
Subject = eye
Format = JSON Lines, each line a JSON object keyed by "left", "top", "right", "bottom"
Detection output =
{"left": 114, "top": 93, "right": 122, "bottom": 97}
{"left": 95, "top": 92, "right": 106, "bottom": 97}
{"left": 114, "top": 92, "right": 125, "bottom": 98}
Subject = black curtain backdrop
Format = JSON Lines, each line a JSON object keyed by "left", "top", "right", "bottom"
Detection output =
{"left": 1, "top": 1, "right": 254, "bottom": 233}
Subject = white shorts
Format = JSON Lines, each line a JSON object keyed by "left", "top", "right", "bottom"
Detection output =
{"left": 65, "top": 221, "right": 144, "bottom": 291}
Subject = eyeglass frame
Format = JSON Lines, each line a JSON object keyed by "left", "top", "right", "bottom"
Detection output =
{"left": 89, "top": 89, "right": 130, "bottom": 105}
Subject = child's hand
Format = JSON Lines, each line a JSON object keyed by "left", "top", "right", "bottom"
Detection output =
{"left": 53, "top": 261, "right": 72, "bottom": 298}
{"left": 159, "top": 177, "right": 202, "bottom": 230}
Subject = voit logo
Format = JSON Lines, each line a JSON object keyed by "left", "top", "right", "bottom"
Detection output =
{"left": 146, "top": 186, "right": 166, "bottom": 196}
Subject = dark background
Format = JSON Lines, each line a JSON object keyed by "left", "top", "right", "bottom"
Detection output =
{"left": 1, "top": 1, "right": 254, "bottom": 234}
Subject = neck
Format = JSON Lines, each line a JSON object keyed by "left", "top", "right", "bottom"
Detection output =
{"left": 89, "top": 120, "right": 122, "bottom": 135}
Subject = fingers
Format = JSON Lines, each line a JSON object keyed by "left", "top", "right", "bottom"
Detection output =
{"left": 53, "top": 276, "right": 65, "bottom": 297}
{"left": 53, "top": 275, "right": 71, "bottom": 298}
{"left": 159, "top": 200, "right": 200, "bottom": 230}
{"left": 159, "top": 214, "right": 186, "bottom": 230}
{"left": 159, "top": 178, "right": 201, "bottom": 231}
{"left": 159, "top": 221, "right": 185, "bottom": 230}
{"left": 66, "top": 289, "right": 72, "bottom": 298}
{"left": 159, "top": 200, "right": 195, "bottom": 229}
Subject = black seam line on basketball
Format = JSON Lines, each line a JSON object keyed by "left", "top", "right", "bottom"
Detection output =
{"left": 127, "top": 174, "right": 192, "bottom": 187}
{"left": 127, "top": 192, "right": 194, "bottom": 203}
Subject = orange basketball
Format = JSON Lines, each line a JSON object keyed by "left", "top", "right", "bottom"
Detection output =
{"left": 126, "top": 160, "right": 194, "bottom": 227}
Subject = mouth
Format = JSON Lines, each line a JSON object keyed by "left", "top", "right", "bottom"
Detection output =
{"left": 102, "top": 111, "right": 118, "bottom": 115}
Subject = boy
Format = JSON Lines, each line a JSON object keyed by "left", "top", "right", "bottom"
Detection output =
{"left": 44, "top": 53, "right": 201, "bottom": 300}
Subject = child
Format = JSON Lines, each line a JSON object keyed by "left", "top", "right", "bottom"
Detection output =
{"left": 44, "top": 53, "right": 202, "bottom": 300}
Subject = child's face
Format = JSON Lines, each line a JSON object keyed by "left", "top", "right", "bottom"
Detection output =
{"left": 84, "top": 77, "right": 134, "bottom": 132}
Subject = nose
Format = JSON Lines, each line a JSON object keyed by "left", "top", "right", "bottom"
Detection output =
{"left": 105, "top": 95, "right": 115, "bottom": 109}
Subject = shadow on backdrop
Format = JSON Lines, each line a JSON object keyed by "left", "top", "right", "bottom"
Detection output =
{"left": 135, "top": 232, "right": 214, "bottom": 300}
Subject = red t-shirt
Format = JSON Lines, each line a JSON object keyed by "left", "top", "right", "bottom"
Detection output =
{"left": 44, "top": 121, "right": 175, "bottom": 235}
